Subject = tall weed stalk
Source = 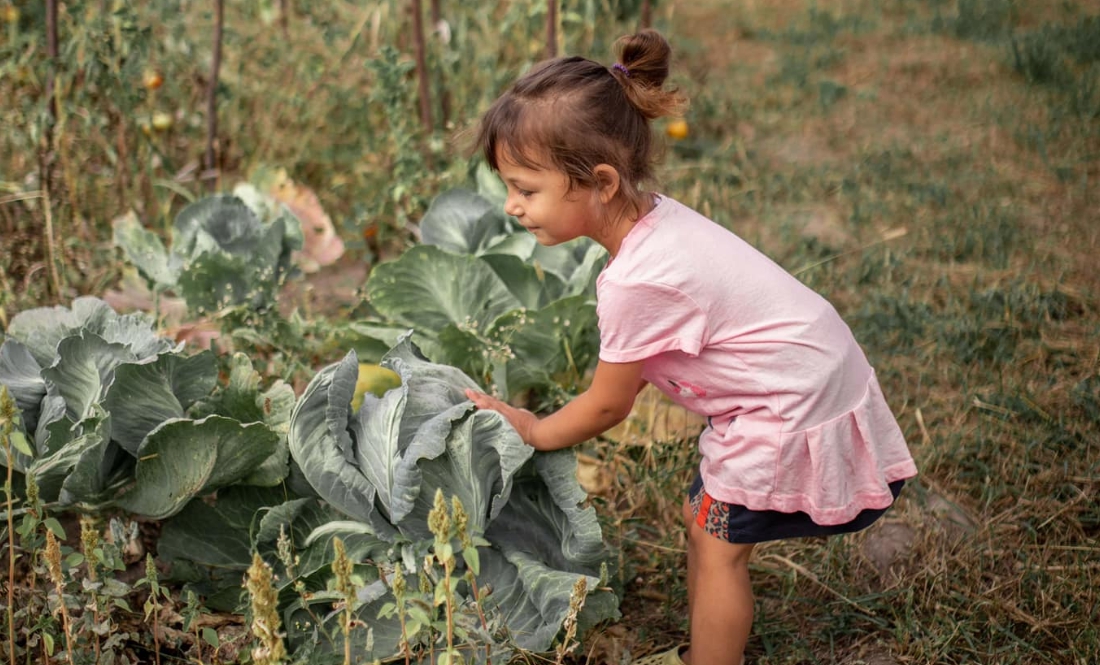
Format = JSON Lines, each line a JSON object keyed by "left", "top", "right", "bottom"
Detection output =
{"left": 1, "top": 386, "right": 20, "bottom": 665}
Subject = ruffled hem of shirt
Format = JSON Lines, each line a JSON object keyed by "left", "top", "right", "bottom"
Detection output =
{"left": 703, "top": 461, "right": 918, "bottom": 525}
{"left": 700, "top": 375, "right": 918, "bottom": 526}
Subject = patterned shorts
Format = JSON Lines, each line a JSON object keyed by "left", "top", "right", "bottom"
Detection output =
{"left": 688, "top": 475, "right": 905, "bottom": 544}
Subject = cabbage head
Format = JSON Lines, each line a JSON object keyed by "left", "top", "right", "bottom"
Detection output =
{"left": 284, "top": 333, "right": 619, "bottom": 661}
{"left": 0, "top": 297, "right": 290, "bottom": 516}
{"left": 112, "top": 186, "right": 302, "bottom": 315}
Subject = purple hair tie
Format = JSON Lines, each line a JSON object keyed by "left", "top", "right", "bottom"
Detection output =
{"left": 612, "top": 63, "right": 630, "bottom": 78}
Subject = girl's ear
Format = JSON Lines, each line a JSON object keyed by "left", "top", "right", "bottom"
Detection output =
{"left": 592, "top": 164, "right": 621, "bottom": 204}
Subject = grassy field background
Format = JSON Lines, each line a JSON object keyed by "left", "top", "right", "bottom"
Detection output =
{"left": 596, "top": 2, "right": 1099, "bottom": 663}
{"left": 2, "top": 0, "right": 1098, "bottom": 663}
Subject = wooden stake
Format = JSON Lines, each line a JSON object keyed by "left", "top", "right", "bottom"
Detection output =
{"left": 546, "top": 0, "right": 557, "bottom": 58}
{"left": 43, "top": 186, "right": 62, "bottom": 299}
{"left": 205, "top": 0, "right": 224, "bottom": 191}
{"left": 430, "top": 0, "right": 450, "bottom": 127}
{"left": 42, "top": 0, "right": 59, "bottom": 195}
{"left": 411, "top": 0, "right": 432, "bottom": 130}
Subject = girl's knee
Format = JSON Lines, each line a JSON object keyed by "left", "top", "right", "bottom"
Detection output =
{"left": 689, "top": 521, "right": 755, "bottom": 567}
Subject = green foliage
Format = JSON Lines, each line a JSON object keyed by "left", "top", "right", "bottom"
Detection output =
{"left": 366, "top": 46, "right": 431, "bottom": 230}
{"left": 941, "top": 0, "right": 1019, "bottom": 40}
{"left": 1011, "top": 17, "right": 1100, "bottom": 120}
{"left": 360, "top": 177, "right": 605, "bottom": 402}
{"left": 2, "top": 468, "right": 143, "bottom": 664}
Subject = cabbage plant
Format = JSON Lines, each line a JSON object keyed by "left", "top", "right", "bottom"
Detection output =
{"left": 0, "top": 297, "right": 291, "bottom": 516}
{"left": 281, "top": 334, "right": 619, "bottom": 661}
{"left": 112, "top": 186, "right": 302, "bottom": 315}
{"left": 359, "top": 172, "right": 606, "bottom": 400}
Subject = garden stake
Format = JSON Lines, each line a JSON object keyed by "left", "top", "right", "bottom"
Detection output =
{"left": 43, "top": 186, "right": 62, "bottom": 299}
{"left": 42, "top": 0, "right": 59, "bottom": 196}
{"left": 430, "top": 0, "right": 450, "bottom": 126}
{"left": 411, "top": 0, "right": 432, "bottom": 130}
{"left": 546, "top": 0, "right": 557, "bottom": 58}
{"left": 205, "top": 0, "right": 224, "bottom": 191}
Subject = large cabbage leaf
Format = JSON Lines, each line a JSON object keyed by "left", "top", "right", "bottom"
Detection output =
{"left": 362, "top": 186, "right": 606, "bottom": 401}
{"left": 6, "top": 296, "right": 173, "bottom": 369}
{"left": 159, "top": 486, "right": 392, "bottom": 613}
{"left": 364, "top": 243, "right": 602, "bottom": 399}
{"left": 115, "top": 416, "right": 281, "bottom": 519}
{"left": 0, "top": 339, "right": 46, "bottom": 432}
{"left": 418, "top": 188, "right": 506, "bottom": 255}
{"left": 283, "top": 334, "right": 618, "bottom": 661}
{"left": 367, "top": 245, "right": 521, "bottom": 336}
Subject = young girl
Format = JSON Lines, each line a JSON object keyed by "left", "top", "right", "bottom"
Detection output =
{"left": 464, "top": 29, "right": 918, "bottom": 665}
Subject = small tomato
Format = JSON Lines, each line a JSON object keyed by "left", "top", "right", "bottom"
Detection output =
{"left": 666, "top": 119, "right": 689, "bottom": 140}
{"left": 351, "top": 364, "right": 401, "bottom": 411}
{"left": 143, "top": 70, "right": 164, "bottom": 91}
{"left": 151, "top": 112, "right": 173, "bottom": 131}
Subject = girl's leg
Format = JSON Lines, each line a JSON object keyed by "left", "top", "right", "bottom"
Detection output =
{"left": 680, "top": 498, "right": 754, "bottom": 665}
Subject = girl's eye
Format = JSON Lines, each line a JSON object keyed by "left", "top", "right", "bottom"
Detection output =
{"left": 517, "top": 189, "right": 533, "bottom": 198}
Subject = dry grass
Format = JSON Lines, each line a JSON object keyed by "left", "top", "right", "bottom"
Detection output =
{"left": 578, "top": 1, "right": 1100, "bottom": 663}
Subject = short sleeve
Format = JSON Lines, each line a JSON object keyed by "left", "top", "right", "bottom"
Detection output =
{"left": 597, "top": 278, "right": 710, "bottom": 363}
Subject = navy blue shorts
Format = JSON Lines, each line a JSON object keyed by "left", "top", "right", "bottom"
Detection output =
{"left": 688, "top": 475, "right": 906, "bottom": 544}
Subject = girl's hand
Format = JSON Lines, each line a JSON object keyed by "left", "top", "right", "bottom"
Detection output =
{"left": 465, "top": 360, "right": 644, "bottom": 452}
{"left": 464, "top": 388, "right": 541, "bottom": 447}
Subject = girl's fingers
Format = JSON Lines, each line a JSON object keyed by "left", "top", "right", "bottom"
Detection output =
{"left": 465, "top": 389, "right": 503, "bottom": 411}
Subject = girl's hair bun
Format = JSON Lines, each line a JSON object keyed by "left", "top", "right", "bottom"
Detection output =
{"left": 612, "top": 29, "right": 686, "bottom": 120}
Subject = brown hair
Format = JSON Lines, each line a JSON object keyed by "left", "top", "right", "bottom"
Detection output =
{"left": 475, "top": 29, "right": 686, "bottom": 218}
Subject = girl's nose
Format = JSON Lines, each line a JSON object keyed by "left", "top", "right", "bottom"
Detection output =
{"left": 504, "top": 193, "right": 522, "bottom": 218}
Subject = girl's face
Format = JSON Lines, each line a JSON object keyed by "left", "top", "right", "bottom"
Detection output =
{"left": 496, "top": 148, "right": 606, "bottom": 248}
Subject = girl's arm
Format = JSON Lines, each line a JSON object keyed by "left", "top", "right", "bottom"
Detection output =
{"left": 465, "top": 359, "right": 645, "bottom": 451}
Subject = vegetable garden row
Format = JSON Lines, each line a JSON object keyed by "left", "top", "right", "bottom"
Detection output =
{"left": 1, "top": 173, "right": 618, "bottom": 664}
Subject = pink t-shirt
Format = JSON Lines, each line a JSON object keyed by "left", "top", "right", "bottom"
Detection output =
{"left": 597, "top": 196, "right": 917, "bottom": 525}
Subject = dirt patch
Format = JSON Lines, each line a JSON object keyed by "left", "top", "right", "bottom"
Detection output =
{"left": 862, "top": 521, "right": 917, "bottom": 581}
{"left": 757, "top": 132, "right": 843, "bottom": 168}
{"left": 668, "top": 3, "right": 782, "bottom": 87}
{"left": 281, "top": 251, "right": 369, "bottom": 318}
{"left": 841, "top": 644, "right": 903, "bottom": 665}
